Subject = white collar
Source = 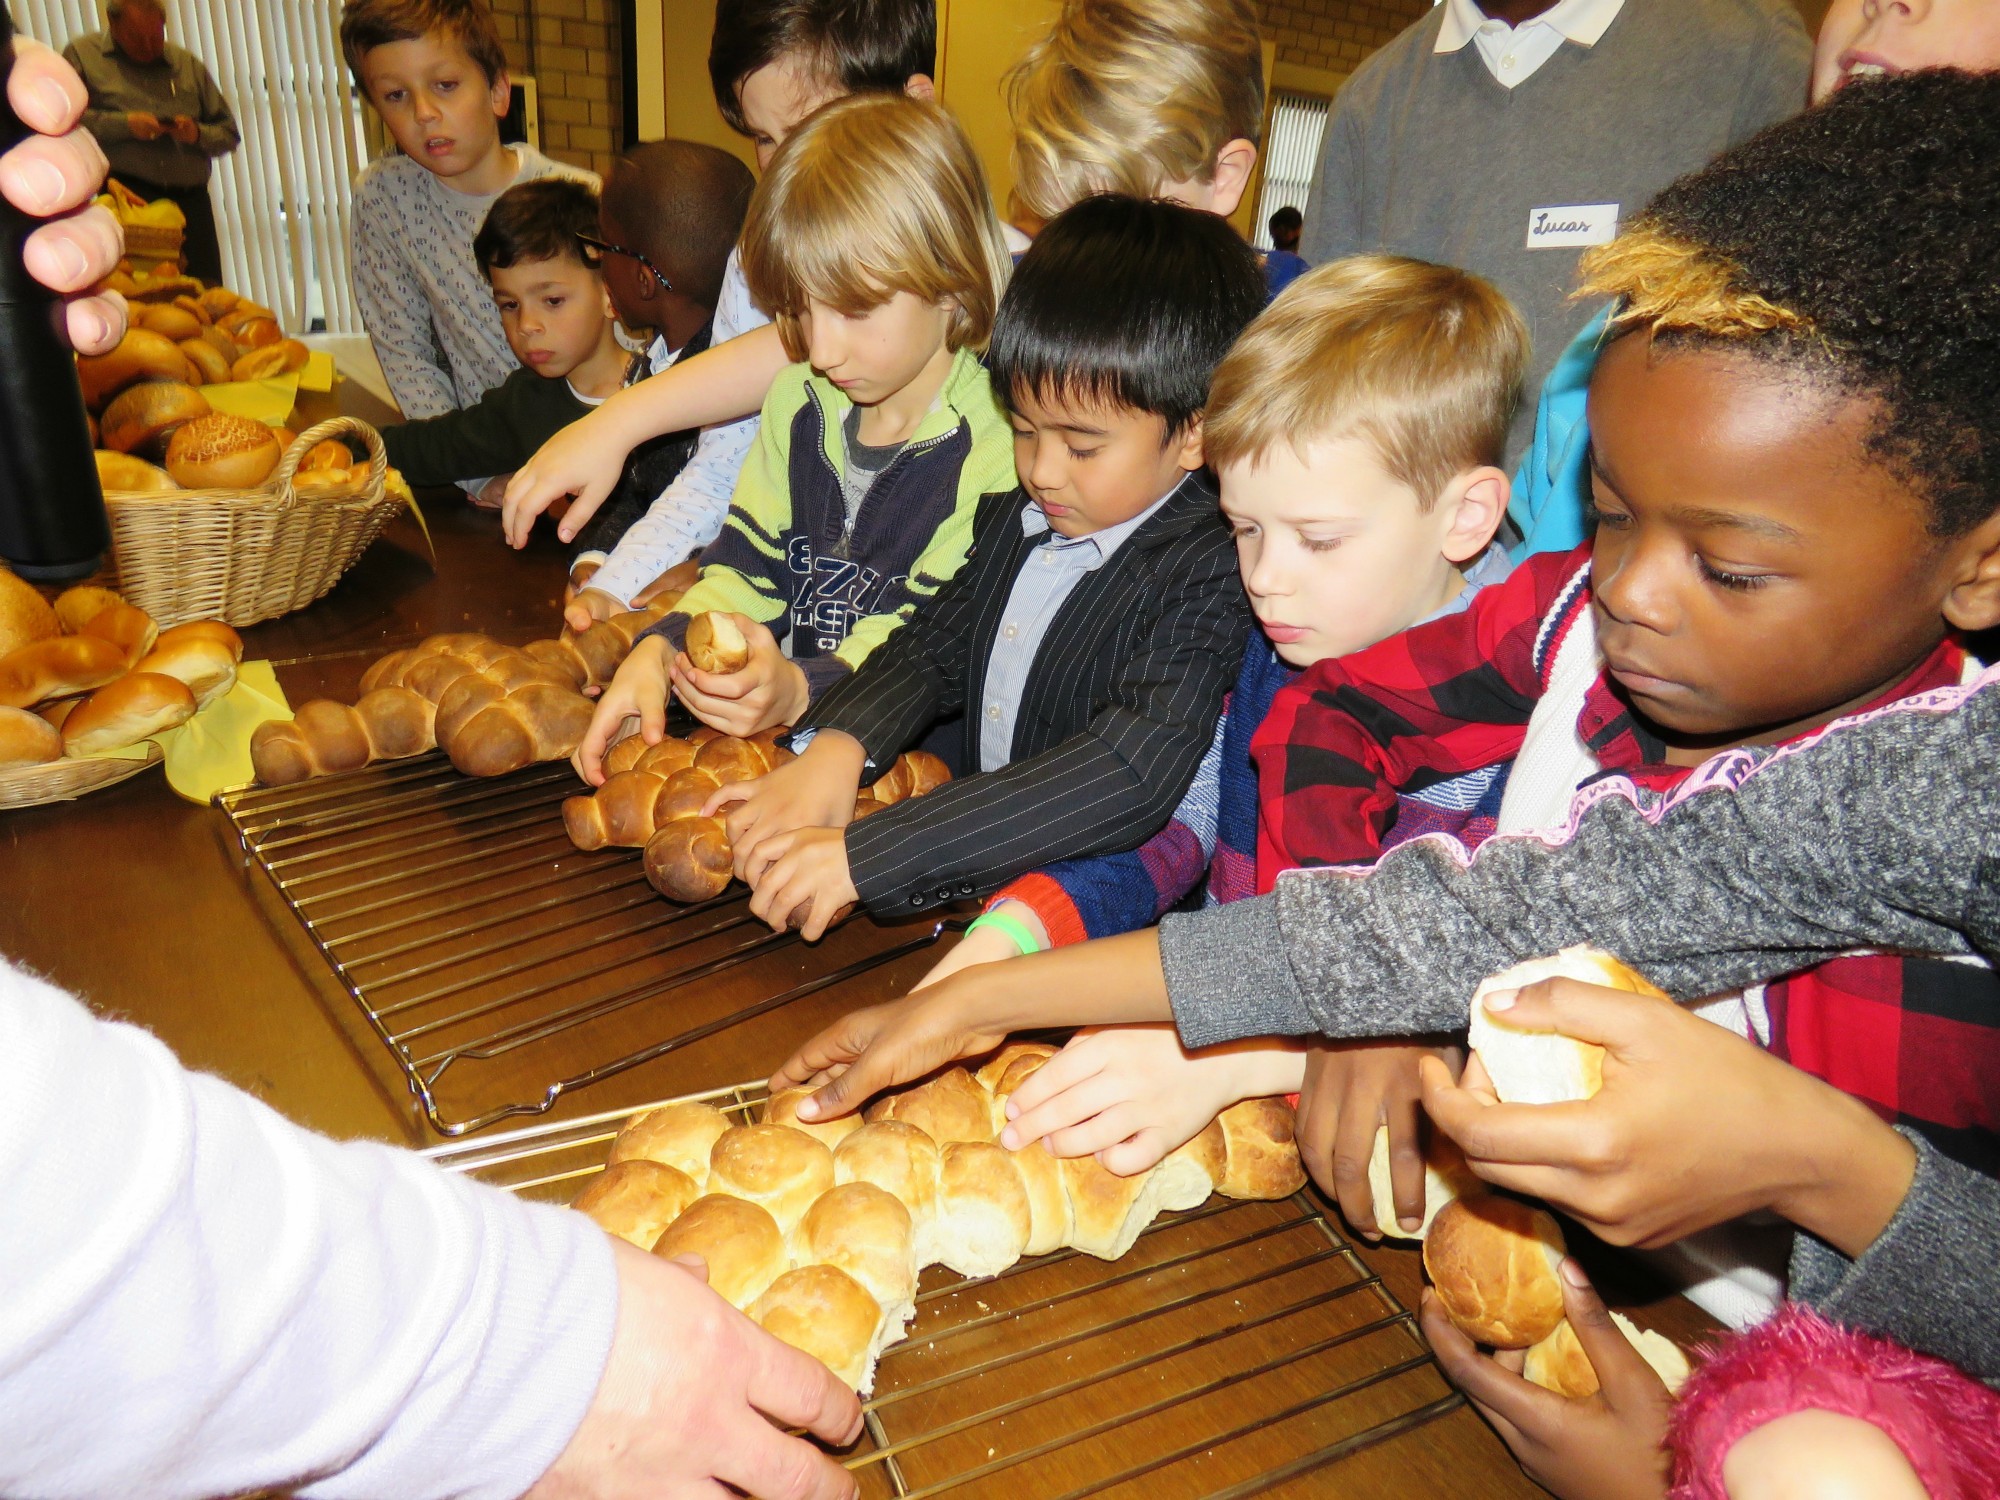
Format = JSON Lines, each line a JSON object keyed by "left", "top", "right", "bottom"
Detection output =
{"left": 1436, "top": 0, "right": 1624, "bottom": 52}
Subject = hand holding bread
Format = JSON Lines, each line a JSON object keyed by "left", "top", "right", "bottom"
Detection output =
{"left": 668, "top": 612, "right": 810, "bottom": 738}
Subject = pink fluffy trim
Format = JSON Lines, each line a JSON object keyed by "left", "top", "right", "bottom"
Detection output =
{"left": 1669, "top": 1304, "right": 2000, "bottom": 1500}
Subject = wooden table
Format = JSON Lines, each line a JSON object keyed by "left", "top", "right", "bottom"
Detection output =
{"left": 0, "top": 375, "right": 1712, "bottom": 1498}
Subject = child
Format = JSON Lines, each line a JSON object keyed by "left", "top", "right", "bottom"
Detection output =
{"left": 379, "top": 178, "right": 628, "bottom": 487}
{"left": 710, "top": 194, "right": 1266, "bottom": 942}
{"left": 499, "top": 0, "right": 1268, "bottom": 554}
{"left": 341, "top": 0, "right": 596, "bottom": 476}
{"left": 499, "top": 0, "right": 937, "bottom": 556}
{"left": 579, "top": 92, "right": 1014, "bottom": 754}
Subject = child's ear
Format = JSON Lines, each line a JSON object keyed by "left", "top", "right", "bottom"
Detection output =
{"left": 1205, "top": 140, "right": 1259, "bottom": 219}
{"left": 488, "top": 67, "right": 512, "bottom": 119}
{"left": 902, "top": 74, "right": 937, "bottom": 103}
{"left": 1941, "top": 509, "right": 2000, "bottom": 633}
{"left": 1436, "top": 465, "right": 1511, "bottom": 565}
{"left": 1173, "top": 416, "right": 1207, "bottom": 474}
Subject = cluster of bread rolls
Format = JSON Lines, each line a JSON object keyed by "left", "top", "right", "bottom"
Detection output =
{"left": 1412, "top": 948, "right": 1690, "bottom": 1399}
{"left": 572, "top": 1045, "right": 1308, "bottom": 1393}
{"left": 0, "top": 573, "right": 242, "bottom": 770}
{"left": 566, "top": 719, "right": 949, "bottom": 905}
{"left": 248, "top": 610, "right": 677, "bottom": 786}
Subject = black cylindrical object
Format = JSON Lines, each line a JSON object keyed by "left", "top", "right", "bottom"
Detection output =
{"left": 0, "top": 8, "right": 111, "bottom": 582}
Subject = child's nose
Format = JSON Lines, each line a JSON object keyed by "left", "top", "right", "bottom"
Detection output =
{"left": 1594, "top": 540, "right": 1678, "bottom": 633}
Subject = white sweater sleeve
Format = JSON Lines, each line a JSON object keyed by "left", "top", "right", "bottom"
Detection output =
{"left": 0, "top": 958, "right": 617, "bottom": 1500}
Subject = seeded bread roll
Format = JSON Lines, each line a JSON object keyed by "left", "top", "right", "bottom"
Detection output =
{"left": 651, "top": 1193, "right": 788, "bottom": 1310}
{"left": 165, "top": 413, "right": 283, "bottom": 490}
{"left": 706, "top": 1123, "right": 835, "bottom": 1235}
{"left": 1423, "top": 1195, "right": 1568, "bottom": 1349}
{"left": 572, "top": 1159, "right": 701, "bottom": 1248}
{"left": 1468, "top": 946, "right": 1668, "bottom": 1106}
{"left": 608, "top": 1099, "right": 731, "bottom": 1182}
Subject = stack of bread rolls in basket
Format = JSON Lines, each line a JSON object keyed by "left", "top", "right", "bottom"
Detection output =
{"left": 571, "top": 1043, "right": 1308, "bottom": 1394}
{"left": 0, "top": 570, "right": 242, "bottom": 770}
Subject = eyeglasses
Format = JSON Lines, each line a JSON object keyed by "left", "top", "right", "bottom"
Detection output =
{"left": 575, "top": 232, "right": 672, "bottom": 294}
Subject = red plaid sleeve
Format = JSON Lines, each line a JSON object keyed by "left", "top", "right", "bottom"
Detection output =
{"left": 1249, "top": 547, "right": 1588, "bottom": 890}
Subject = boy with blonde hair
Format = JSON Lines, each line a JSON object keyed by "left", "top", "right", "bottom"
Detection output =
{"left": 579, "top": 93, "right": 1015, "bottom": 751}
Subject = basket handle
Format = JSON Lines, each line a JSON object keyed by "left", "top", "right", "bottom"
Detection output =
{"left": 273, "top": 415, "right": 389, "bottom": 498}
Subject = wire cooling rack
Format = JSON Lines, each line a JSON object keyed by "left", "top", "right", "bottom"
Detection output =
{"left": 214, "top": 755, "right": 953, "bottom": 1136}
{"left": 428, "top": 1084, "right": 1464, "bottom": 1500}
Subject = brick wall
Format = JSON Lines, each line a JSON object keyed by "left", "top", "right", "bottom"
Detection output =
{"left": 487, "top": 0, "right": 625, "bottom": 178}
{"left": 1258, "top": 0, "right": 1432, "bottom": 77}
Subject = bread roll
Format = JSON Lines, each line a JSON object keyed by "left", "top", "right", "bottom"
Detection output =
{"left": 0, "top": 705, "right": 62, "bottom": 769}
{"left": 902, "top": 750, "right": 951, "bottom": 797}
{"left": 171, "top": 293, "right": 210, "bottom": 326}
{"left": 198, "top": 324, "right": 239, "bottom": 366}
{"left": 651, "top": 764, "right": 723, "bottom": 822}
{"left": 867, "top": 1067, "right": 996, "bottom": 1146}
{"left": 1423, "top": 1195, "right": 1567, "bottom": 1348}
{"left": 138, "top": 303, "right": 203, "bottom": 342}
{"left": 834, "top": 1120, "right": 941, "bottom": 1232}
{"left": 608, "top": 1100, "right": 730, "bottom": 1181}
{"left": 37, "top": 697, "right": 77, "bottom": 730}
{"left": 1154, "top": 1118, "right": 1227, "bottom": 1212}
{"left": 77, "top": 327, "right": 191, "bottom": 408}
{"left": 642, "top": 816, "right": 732, "bottom": 902}
{"left": 165, "top": 413, "right": 283, "bottom": 490}
{"left": 793, "top": 1181, "right": 917, "bottom": 1328}
{"left": 95, "top": 450, "right": 177, "bottom": 494}
{"left": 0, "top": 569, "right": 59, "bottom": 658}
{"left": 134, "top": 624, "right": 241, "bottom": 709}
{"left": 0, "top": 634, "right": 128, "bottom": 709}
{"left": 975, "top": 1040, "right": 1059, "bottom": 1099}
{"left": 300, "top": 437, "right": 353, "bottom": 471}
{"left": 101, "top": 380, "right": 209, "bottom": 458}
{"left": 223, "top": 314, "right": 282, "bottom": 350}
{"left": 762, "top": 1086, "right": 863, "bottom": 1149}
{"left": 684, "top": 611, "right": 750, "bottom": 674}
{"left": 707, "top": 1123, "right": 835, "bottom": 1234}
{"left": 78, "top": 601, "right": 159, "bottom": 666}
{"left": 932, "top": 1140, "right": 1032, "bottom": 1276}
{"left": 750, "top": 1264, "right": 886, "bottom": 1394}
{"left": 572, "top": 1159, "right": 701, "bottom": 1249}
{"left": 1061, "top": 1151, "right": 1193, "bottom": 1262}
{"left": 198, "top": 286, "right": 239, "bottom": 319}
{"left": 1522, "top": 1313, "right": 1691, "bottom": 1400}
{"left": 693, "top": 735, "right": 774, "bottom": 785}
{"left": 601, "top": 732, "right": 651, "bottom": 776}
{"left": 230, "top": 339, "right": 309, "bottom": 382}
{"left": 1366, "top": 1125, "right": 1485, "bottom": 1241}
{"left": 651, "top": 1193, "right": 787, "bottom": 1310}
{"left": 1468, "top": 947, "right": 1667, "bottom": 1106}
{"left": 51, "top": 585, "right": 123, "bottom": 635}
{"left": 1214, "top": 1097, "right": 1308, "bottom": 1199}
{"left": 179, "top": 337, "right": 232, "bottom": 385}
{"left": 61, "top": 672, "right": 196, "bottom": 755}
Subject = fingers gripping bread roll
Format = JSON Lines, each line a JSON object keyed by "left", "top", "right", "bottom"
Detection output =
{"left": 610, "top": 1100, "right": 730, "bottom": 1181}
{"left": 1523, "top": 1313, "right": 1690, "bottom": 1400}
{"left": 1423, "top": 1196, "right": 1568, "bottom": 1348}
{"left": 0, "top": 635, "right": 129, "bottom": 709}
{"left": 707, "top": 1124, "right": 836, "bottom": 1235}
{"left": 1366, "top": 1125, "right": 1484, "bottom": 1241}
{"left": 751, "top": 1264, "right": 887, "bottom": 1394}
{"left": 0, "top": 705, "right": 62, "bottom": 769}
{"left": 763, "top": 1086, "right": 863, "bottom": 1149}
{"left": 1214, "top": 1098, "right": 1309, "bottom": 1199}
{"left": 651, "top": 1193, "right": 788, "bottom": 1310}
{"left": 1468, "top": 947, "right": 1668, "bottom": 1106}
{"left": 572, "top": 1159, "right": 701, "bottom": 1249}
{"left": 684, "top": 611, "right": 751, "bottom": 674}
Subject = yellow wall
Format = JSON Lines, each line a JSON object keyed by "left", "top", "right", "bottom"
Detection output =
{"left": 652, "top": 0, "right": 759, "bottom": 172}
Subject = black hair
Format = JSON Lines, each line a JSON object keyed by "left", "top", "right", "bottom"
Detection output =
{"left": 1267, "top": 205, "right": 1301, "bottom": 235}
{"left": 708, "top": 0, "right": 936, "bottom": 137}
{"left": 1620, "top": 69, "right": 2000, "bottom": 536}
{"left": 473, "top": 177, "right": 601, "bottom": 277}
{"left": 602, "top": 140, "right": 756, "bottom": 311}
{"left": 987, "top": 194, "right": 1266, "bottom": 440}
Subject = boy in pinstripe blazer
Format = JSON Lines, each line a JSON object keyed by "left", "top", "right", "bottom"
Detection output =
{"left": 710, "top": 196, "right": 1265, "bottom": 938}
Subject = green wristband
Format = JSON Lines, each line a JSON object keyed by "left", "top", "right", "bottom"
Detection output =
{"left": 964, "top": 908, "right": 1041, "bottom": 957}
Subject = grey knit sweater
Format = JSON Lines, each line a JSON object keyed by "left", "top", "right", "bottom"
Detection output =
{"left": 1160, "top": 670, "right": 2000, "bottom": 1377}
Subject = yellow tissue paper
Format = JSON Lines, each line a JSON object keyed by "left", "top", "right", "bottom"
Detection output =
{"left": 157, "top": 660, "right": 292, "bottom": 803}
{"left": 199, "top": 374, "right": 301, "bottom": 426}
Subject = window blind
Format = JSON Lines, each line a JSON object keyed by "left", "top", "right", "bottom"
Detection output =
{"left": 15, "top": 0, "right": 370, "bottom": 333}
{"left": 1250, "top": 90, "right": 1330, "bottom": 251}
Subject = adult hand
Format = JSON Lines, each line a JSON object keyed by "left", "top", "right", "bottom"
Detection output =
{"left": 669, "top": 617, "right": 809, "bottom": 738}
{"left": 168, "top": 115, "right": 199, "bottom": 146}
{"left": 3, "top": 39, "right": 127, "bottom": 352}
{"left": 770, "top": 988, "right": 1011, "bottom": 1122}
{"left": 1420, "top": 979, "right": 1916, "bottom": 1256}
{"left": 1419, "top": 1258, "right": 1672, "bottom": 1500}
{"left": 573, "top": 637, "right": 670, "bottom": 785}
{"left": 125, "top": 109, "right": 164, "bottom": 140}
{"left": 527, "top": 1242, "right": 861, "bottom": 1500}
{"left": 1298, "top": 1040, "right": 1461, "bottom": 1241}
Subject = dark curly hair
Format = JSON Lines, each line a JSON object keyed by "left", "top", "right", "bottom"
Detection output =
{"left": 1578, "top": 69, "right": 2000, "bottom": 535}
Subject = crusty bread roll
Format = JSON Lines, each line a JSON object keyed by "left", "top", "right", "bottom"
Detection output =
{"left": 1366, "top": 1124, "right": 1484, "bottom": 1241}
{"left": 0, "top": 634, "right": 128, "bottom": 710}
{"left": 95, "top": 449, "right": 178, "bottom": 494}
{"left": 1423, "top": 1195, "right": 1568, "bottom": 1348}
{"left": 61, "top": 672, "right": 196, "bottom": 755}
{"left": 0, "top": 705, "right": 62, "bottom": 769}
{"left": 933, "top": 1140, "right": 1032, "bottom": 1276}
{"left": 77, "top": 327, "right": 191, "bottom": 409}
{"left": 1214, "top": 1097, "right": 1309, "bottom": 1199}
{"left": 571, "top": 1159, "right": 701, "bottom": 1249}
{"left": 563, "top": 767, "right": 675, "bottom": 851}
{"left": 198, "top": 324, "right": 240, "bottom": 366}
{"left": 134, "top": 624, "right": 241, "bottom": 709}
{"left": 643, "top": 816, "right": 733, "bottom": 902}
{"left": 165, "top": 413, "right": 283, "bottom": 490}
{"left": 762, "top": 1086, "right": 863, "bottom": 1149}
{"left": 138, "top": 303, "right": 203, "bottom": 342}
{"left": 1523, "top": 1313, "right": 1691, "bottom": 1400}
{"left": 179, "top": 337, "right": 232, "bottom": 385}
{"left": 198, "top": 286, "right": 239, "bottom": 319}
{"left": 78, "top": 601, "right": 159, "bottom": 666}
{"left": 707, "top": 1123, "right": 835, "bottom": 1235}
{"left": 651, "top": 1193, "right": 788, "bottom": 1310}
{"left": 608, "top": 1100, "right": 729, "bottom": 1182}
{"left": 0, "top": 569, "right": 59, "bottom": 658}
{"left": 51, "top": 585, "right": 123, "bottom": 635}
{"left": 793, "top": 1182, "right": 917, "bottom": 1336}
{"left": 171, "top": 293, "right": 211, "bottom": 326}
{"left": 834, "top": 1120, "right": 941, "bottom": 1232}
{"left": 867, "top": 1067, "right": 996, "bottom": 1146}
{"left": 101, "top": 380, "right": 210, "bottom": 458}
{"left": 223, "top": 313, "right": 283, "bottom": 350}
{"left": 684, "top": 611, "right": 750, "bottom": 674}
{"left": 750, "top": 1264, "right": 886, "bottom": 1394}
{"left": 1468, "top": 947, "right": 1667, "bottom": 1106}
{"left": 230, "top": 338, "right": 309, "bottom": 382}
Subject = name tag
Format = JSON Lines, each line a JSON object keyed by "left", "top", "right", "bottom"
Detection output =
{"left": 1526, "top": 203, "right": 1619, "bottom": 250}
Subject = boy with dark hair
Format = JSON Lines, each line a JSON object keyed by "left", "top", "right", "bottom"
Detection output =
{"left": 1262, "top": 204, "right": 1308, "bottom": 297}
{"left": 708, "top": 0, "right": 936, "bottom": 146}
{"left": 711, "top": 195, "right": 1264, "bottom": 939}
{"left": 341, "top": 0, "right": 594, "bottom": 474}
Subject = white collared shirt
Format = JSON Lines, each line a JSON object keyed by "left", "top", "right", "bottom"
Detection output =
{"left": 1435, "top": 0, "right": 1626, "bottom": 87}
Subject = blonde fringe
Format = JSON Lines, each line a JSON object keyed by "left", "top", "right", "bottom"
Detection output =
{"left": 1577, "top": 225, "right": 1811, "bottom": 341}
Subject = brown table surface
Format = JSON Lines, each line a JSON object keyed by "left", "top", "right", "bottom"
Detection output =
{"left": 0, "top": 376, "right": 1715, "bottom": 1498}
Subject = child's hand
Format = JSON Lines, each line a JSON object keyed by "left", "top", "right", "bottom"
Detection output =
{"left": 744, "top": 826, "right": 858, "bottom": 940}
{"left": 911, "top": 903, "right": 1050, "bottom": 990}
{"left": 574, "top": 636, "right": 670, "bottom": 785}
{"left": 668, "top": 616, "right": 809, "bottom": 737}
{"left": 1419, "top": 1261, "right": 1672, "bottom": 1500}
{"left": 470, "top": 473, "right": 512, "bottom": 510}
{"left": 564, "top": 586, "right": 625, "bottom": 636}
{"left": 770, "top": 988, "right": 1012, "bottom": 1121}
{"left": 712, "top": 734, "right": 866, "bottom": 885}
{"left": 502, "top": 412, "right": 625, "bottom": 549}
{"left": 1298, "top": 1040, "right": 1462, "bottom": 1241}
{"left": 1002, "top": 1027, "right": 1308, "bottom": 1176}
{"left": 1420, "top": 979, "right": 1917, "bottom": 1257}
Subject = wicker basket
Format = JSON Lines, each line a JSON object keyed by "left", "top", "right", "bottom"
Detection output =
{"left": 104, "top": 416, "right": 402, "bottom": 630}
{"left": 102, "top": 178, "right": 186, "bottom": 268}
{"left": 0, "top": 742, "right": 162, "bottom": 811}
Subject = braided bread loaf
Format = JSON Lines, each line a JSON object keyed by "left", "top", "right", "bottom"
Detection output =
{"left": 573, "top": 1047, "right": 1307, "bottom": 1393}
{"left": 521, "top": 603, "right": 674, "bottom": 693}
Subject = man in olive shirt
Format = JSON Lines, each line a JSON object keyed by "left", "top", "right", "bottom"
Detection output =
{"left": 64, "top": 0, "right": 239, "bottom": 282}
